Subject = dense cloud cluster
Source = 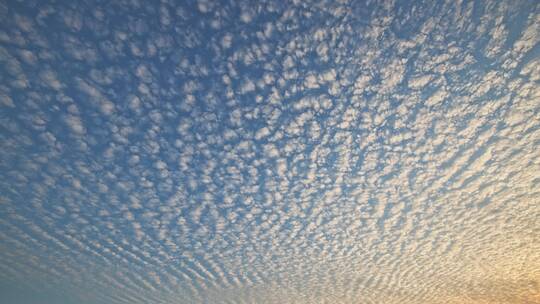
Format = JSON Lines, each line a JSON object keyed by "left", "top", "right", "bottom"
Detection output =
{"left": 0, "top": 0, "right": 539, "bottom": 303}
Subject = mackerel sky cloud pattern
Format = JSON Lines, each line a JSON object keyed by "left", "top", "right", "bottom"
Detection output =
{"left": 0, "top": 0, "right": 539, "bottom": 303}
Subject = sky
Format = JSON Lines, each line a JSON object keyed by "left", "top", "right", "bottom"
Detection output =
{"left": 0, "top": 0, "right": 539, "bottom": 303}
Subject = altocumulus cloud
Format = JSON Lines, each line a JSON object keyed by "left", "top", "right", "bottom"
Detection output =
{"left": 0, "top": 0, "right": 539, "bottom": 303}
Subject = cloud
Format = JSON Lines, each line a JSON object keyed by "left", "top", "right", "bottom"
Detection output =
{"left": 0, "top": 92, "right": 15, "bottom": 107}
{"left": 0, "top": 1, "right": 539, "bottom": 304}
{"left": 64, "top": 114, "right": 85, "bottom": 135}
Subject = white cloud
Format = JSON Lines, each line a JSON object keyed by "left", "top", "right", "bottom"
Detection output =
{"left": 0, "top": 92, "right": 15, "bottom": 107}
{"left": 304, "top": 74, "right": 319, "bottom": 89}
{"left": 425, "top": 88, "right": 447, "bottom": 107}
{"left": 240, "top": 9, "right": 254, "bottom": 23}
{"left": 240, "top": 79, "right": 256, "bottom": 94}
{"left": 255, "top": 126, "right": 271, "bottom": 140}
{"left": 221, "top": 34, "right": 232, "bottom": 49}
{"left": 408, "top": 75, "right": 432, "bottom": 89}
{"left": 64, "top": 114, "right": 85, "bottom": 134}
{"left": 264, "top": 143, "right": 280, "bottom": 158}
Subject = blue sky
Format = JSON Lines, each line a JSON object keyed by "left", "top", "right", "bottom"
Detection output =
{"left": 0, "top": 0, "right": 539, "bottom": 303}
